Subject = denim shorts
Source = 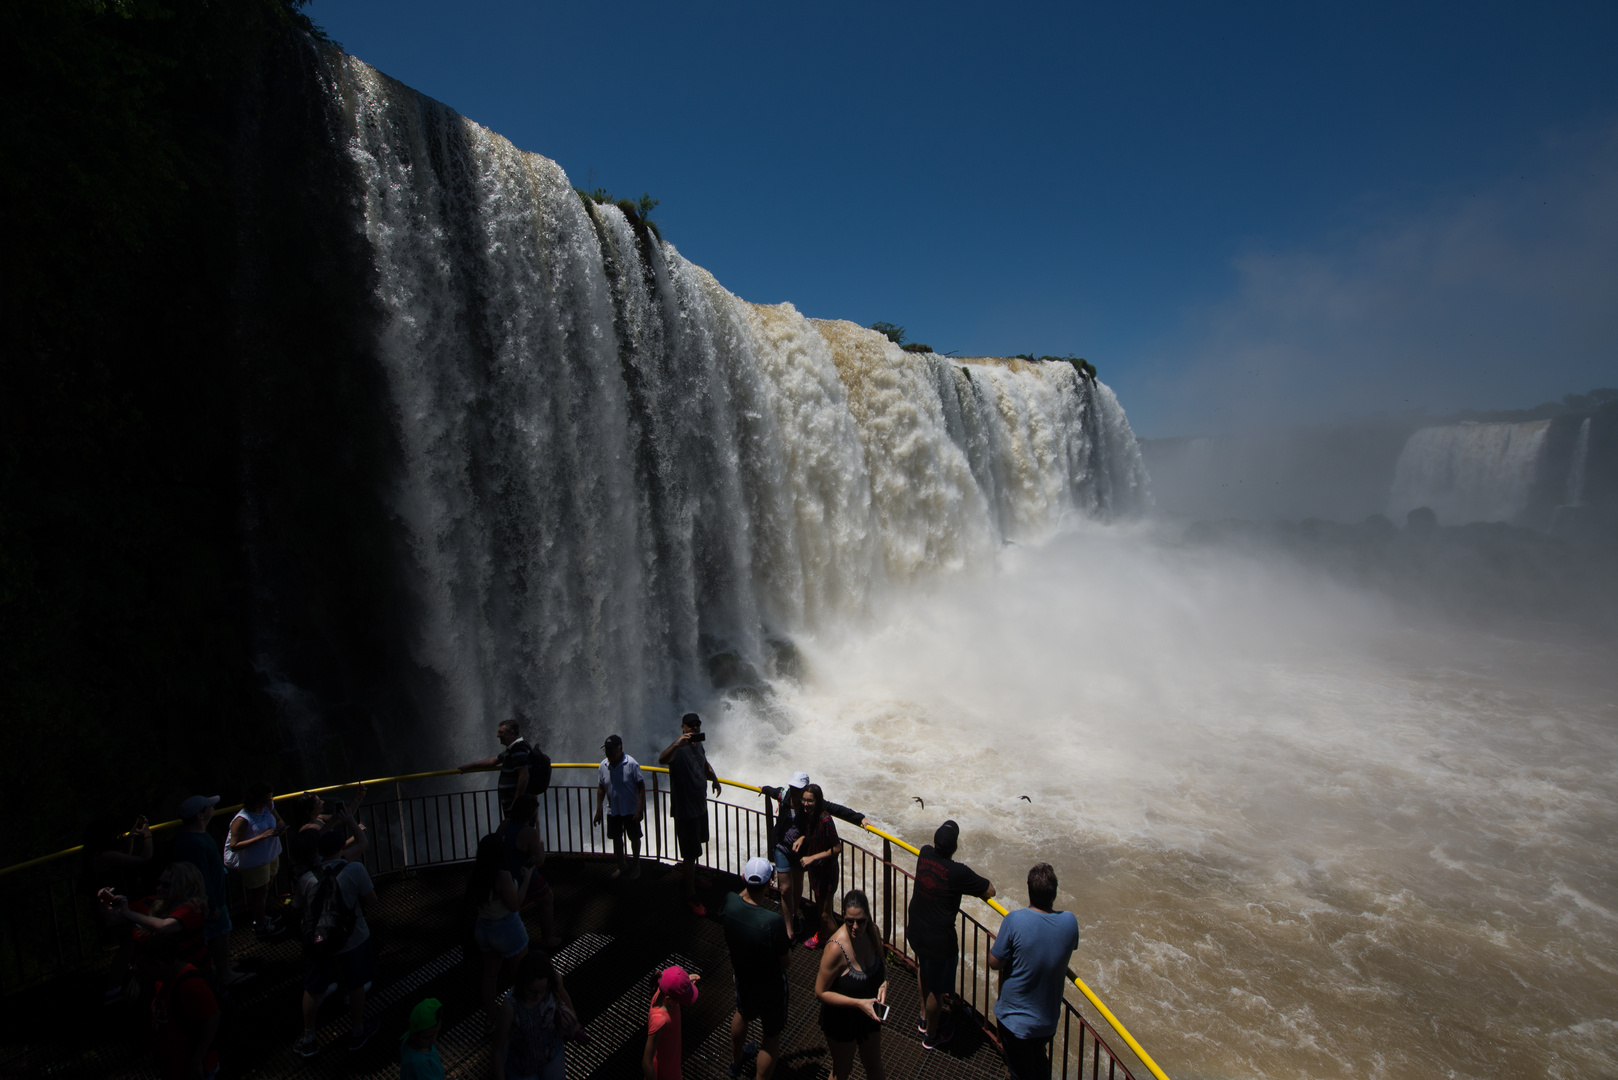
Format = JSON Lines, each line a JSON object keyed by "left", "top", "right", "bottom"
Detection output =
{"left": 475, "top": 910, "right": 530, "bottom": 959}
{"left": 772, "top": 845, "right": 793, "bottom": 875}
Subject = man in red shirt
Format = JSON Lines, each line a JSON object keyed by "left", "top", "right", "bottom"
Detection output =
{"left": 138, "top": 935, "right": 220, "bottom": 1080}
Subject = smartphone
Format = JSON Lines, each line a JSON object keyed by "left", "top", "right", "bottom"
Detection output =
{"left": 689, "top": 732, "right": 705, "bottom": 742}
{"left": 872, "top": 1002, "right": 889, "bottom": 1022}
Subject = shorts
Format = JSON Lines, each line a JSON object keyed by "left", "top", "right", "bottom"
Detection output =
{"left": 525, "top": 872, "right": 551, "bottom": 900}
{"left": 772, "top": 846, "right": 794, "bottom": 875}
{"left": 302, "top": 937, "right": 376, "bottom": 996}
{"left": 607, "top": 815, "right": 642, "bottom": 841}
{"left": 474, "top": 910, "right": 530, "bottom": 959}
{"left": 675, "top": 816, "right": 708, "bottom": 860}
{"left": 734, "top": 971, "right": 789, "bottom": 1037}
{"left": 998, "top": 1021, "right": 1054, "bottom": 1080}
{"left": 239, "top": 856, "right": 280, "bottom": 891}
{"left": 914, "top": 945, "right": 957, "bottom": 995}
{"left": 203, "top": 906, "right": 233, "bottom": 943}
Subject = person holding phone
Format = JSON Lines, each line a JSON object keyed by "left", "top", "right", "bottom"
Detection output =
{"left": 813, "top": 889, "right": 888, "bottom": 1080}
{"left": 658, "top": 713, "right": 723, "bottom": 914}
{"left": 227, "top": 782, "right": 286, "bottom": 941}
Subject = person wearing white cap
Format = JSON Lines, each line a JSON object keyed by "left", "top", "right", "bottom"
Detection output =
{"left": 758, "top": 774, "right": 866, "bottom": 941}
{"left": 721, "top": 857, "right": 791, "bottom": 1080}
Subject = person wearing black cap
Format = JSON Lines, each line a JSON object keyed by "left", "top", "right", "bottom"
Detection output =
{"left": 658, "top": 712, "right": 723, "bottom": 915}
{"left": 593, "top": 734, "right": 645, "bottom": 879}
{"left": 906, "top": 820, "right": 995, "bottom": 1050}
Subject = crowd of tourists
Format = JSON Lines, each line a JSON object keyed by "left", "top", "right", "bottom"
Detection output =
{"left": 79, "top": 710, "right": 1083, "bottom": 1080}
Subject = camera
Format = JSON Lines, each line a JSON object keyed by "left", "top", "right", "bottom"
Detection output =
{"left": 688, "top": 731, "right": 705, "bottom": 742}
{"left": 323, "top": 799, "right": 346, "bottom": 816}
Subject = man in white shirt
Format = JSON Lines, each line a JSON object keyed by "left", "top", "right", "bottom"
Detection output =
{"left": 594, "top": 733, "right": 646, "bottom": 879}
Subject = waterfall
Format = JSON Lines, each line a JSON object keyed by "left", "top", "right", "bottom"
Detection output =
{"left": 1564, "top": 417, "right": 1593, "bottom": 506}
{"left": 323, "top": 53, "right": 1147, "bottom": 756}
{"left": 1385, "top": 421, "right": 1551, "bottom": 526}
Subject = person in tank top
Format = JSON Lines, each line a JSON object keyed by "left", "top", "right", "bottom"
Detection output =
{"left": 814, "top": 889, "right": 888, "bottom": 1080}
{"left": 226, "top": 782, "right": 286, "bottom": 939}
{"left": 643, "top": 964, "right": 698, "bottom": 1079}
{"left": 498, "top": 794, "right": 561, "bottom": 949}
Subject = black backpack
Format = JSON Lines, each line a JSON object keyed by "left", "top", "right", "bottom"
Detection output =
{"left": 302, "top": 863, "right": 358, "bottom": 957}
{"left": 532, "top": 749, "right": 552, "bottom": 796}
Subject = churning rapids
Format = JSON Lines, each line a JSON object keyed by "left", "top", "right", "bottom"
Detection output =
{"left": 320, "top": 51, "right": 1616, "bottom": 1080}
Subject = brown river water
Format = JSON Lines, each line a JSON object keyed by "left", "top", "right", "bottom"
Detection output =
{"left": 728, "top": 527, "right": 1618, "bottom": 1080}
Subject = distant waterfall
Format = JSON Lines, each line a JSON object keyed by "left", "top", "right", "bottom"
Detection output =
{"left": 1386, "top": 421, "right": 1551, "bottom": 526}
{"left": 325, "top": 54, "right": 1147, "bottom": 754}
{"left": 1564, "top": 417, "right": 1593, "bottom": 506}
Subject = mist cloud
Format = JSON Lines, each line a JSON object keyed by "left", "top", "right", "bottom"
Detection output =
{"left": 1142, "top": 124, "right": 1618, "bottom": 437}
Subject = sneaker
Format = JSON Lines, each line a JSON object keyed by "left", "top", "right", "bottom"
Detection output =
{"left": 729, "top": 1042, "right": 759, "bottom": 1077}
{"left": 347, "top": 1019, "right": 380, "bottom": 1051}
{"left": 627, "top": 861, "right": 641, "bottom": 880}
{"left": 917, "top": 1014, "right": 928, "bottom": 1034}
{"left": 609, "top": 865, "right": 624, "bottom": 880}
{"left": 687, "top": 900, "right": 707, "bottom": 917}
{"left": 803, "top": 933, "right": 822, "bottom": 949}
{"left": 293, "top": 1031, "right": 319, "bottom": 1058}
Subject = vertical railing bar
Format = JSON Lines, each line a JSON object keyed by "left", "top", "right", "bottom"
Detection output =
{"left": 396, "top": 781, "right": 408, "bottom": 870}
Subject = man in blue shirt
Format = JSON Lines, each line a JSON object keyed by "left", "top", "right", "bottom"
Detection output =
{"left": 593, "top": 734, "right": 646, "bottom": 879}
{"left": 988, "top": 863, "right": 1080, "bottom": 1080}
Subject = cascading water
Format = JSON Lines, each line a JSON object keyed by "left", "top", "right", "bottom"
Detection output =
{"left": 1564, "top": 416, "right": 1593, "bottom": 506}
{"left": 1385, "top": 420, "right": 1551, "bottom": 525}
{"left": 323, "top": 53, "right": 1147, "bottom": 760}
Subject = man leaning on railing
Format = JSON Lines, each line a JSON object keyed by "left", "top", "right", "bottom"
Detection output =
{"left": 907, "top": 820, "right": 995, "bottom": 1051}
{"left": 986, "top": 863, "right": 1079, "bottom": 1080}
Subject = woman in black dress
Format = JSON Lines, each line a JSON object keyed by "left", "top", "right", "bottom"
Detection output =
{"left": 814, "top": 889, "right": 889, "bottom": 1080}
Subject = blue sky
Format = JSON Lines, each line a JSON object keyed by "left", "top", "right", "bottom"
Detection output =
{"left": 310, "top": 1, "right": 1618, "bottom": 437}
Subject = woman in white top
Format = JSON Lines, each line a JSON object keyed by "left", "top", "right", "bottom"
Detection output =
{"left": 469, "top": 831, "right": 533, "bottom": 1026}
{"left": 227, "top": 781, "right": 286, "bottom": 939}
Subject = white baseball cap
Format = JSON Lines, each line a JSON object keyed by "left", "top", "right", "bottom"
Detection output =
{"left": 789, "top": 771, "right": 810, "bottom": 789}
{"left": 744, "top": 857, "right": 774, "bottom": 885}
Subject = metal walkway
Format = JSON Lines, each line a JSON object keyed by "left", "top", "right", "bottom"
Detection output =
{"left": 3, "top": 856, "right": 1008, "bottom": 1079}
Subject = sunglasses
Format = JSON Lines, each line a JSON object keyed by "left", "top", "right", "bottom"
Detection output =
{"left": 844, "top": 916, "right": 868, "bottom": 926}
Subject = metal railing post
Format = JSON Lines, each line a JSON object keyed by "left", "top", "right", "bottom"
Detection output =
{"left": 396, "top": 781, "right": 409, "bottom": 870}
{"left": 882, "top": 837, "right": 894, "bottom": 947}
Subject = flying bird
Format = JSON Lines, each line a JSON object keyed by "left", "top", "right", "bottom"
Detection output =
{"left": 1019, "top": 795, "right": 1032, "bottom": 803}
{"left": 912, "top": 796, "right": 925, "bottom": 809}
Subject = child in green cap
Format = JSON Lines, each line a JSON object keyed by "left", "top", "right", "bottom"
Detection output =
{"left": 401, "top": 998, "right": 445, "bottom": 1080}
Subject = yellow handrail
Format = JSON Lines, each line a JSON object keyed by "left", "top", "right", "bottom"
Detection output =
{"left": 1, "top": 763, "right": 1168, "bottom": 1078}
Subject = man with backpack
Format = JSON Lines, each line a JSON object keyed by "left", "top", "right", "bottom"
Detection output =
{"left": 460, "top": 715, "right": 552, "bottom": 817}
{"left": 292, "top": 830, "right": 378, "bottom": 1057}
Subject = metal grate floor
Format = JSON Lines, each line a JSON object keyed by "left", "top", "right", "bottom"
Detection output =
{"left": 1, "top": 857, "right": 1009, "bottom": 1079}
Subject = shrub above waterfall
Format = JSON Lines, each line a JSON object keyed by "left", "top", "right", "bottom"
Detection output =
{"left": 575, "top": 187, "right": 662, "bottom": 239}
{"left": 1015, "top": 354, "right": 1097, "bottom": 380}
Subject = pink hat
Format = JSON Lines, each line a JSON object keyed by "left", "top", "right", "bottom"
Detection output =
{"left": 658, "top": 965, "right": 697, "bottom": 1006}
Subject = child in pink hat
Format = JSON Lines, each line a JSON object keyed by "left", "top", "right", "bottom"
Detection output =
{"left": 643, "top": 965, "right": 699, "bottom": 1079}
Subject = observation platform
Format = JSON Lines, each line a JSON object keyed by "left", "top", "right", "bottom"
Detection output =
{"left": 2, "top": 770, "right": 1161, "bottom": 1080}
{"left": 4, "top": 855, "right": 1007, "bottom": 1080}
